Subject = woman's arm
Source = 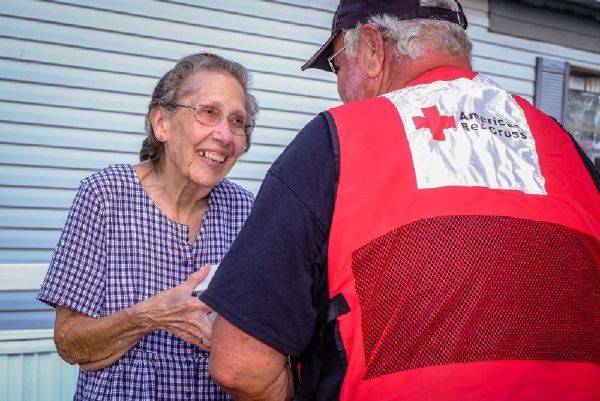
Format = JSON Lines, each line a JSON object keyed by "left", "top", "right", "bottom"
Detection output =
{"left": 54, "top": 268, "right": 213, "bottom": 371}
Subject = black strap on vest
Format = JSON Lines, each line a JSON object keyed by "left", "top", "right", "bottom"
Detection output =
{"left": 293, "top": 294, "right": 350, "bottom": 401}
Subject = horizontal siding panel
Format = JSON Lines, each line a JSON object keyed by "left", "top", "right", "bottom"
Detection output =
{"left": 0, "top": 187, "right": 76, "bottom": 210}
{"left": 0, "top": 291, "right": 51, "bottom": 312}
{"left": 472, "top": 56, "right": 534, "bottom": 82}
{"left": 160, "top": 0, "right": 333, "bottom": 27}
{"left": 0, "top": 165, "right": 92, "bottom": 189}
{"left": 269, "top": 0, "right": 338, "bottom": 12}
{"left": 0, "top": 250, "right": 54, "bottom": 264}
{"left": 0, "top": 229, "right": 60, "bottom": 250}
{"left": 0, "top": 122, "right": 145, "bottom": 154}
{"left": 469, "top": 24, "right": 600, "bottom": 68}
{"left": 0, "top": 209, "right": 68, "bottom": 230}
{"left": 0, "top": 311, "right": 54, "bottom": 330}
{"left": 0, "top": 144, "right": 138, "bottom": 171}
{"left": 462, "top": 0, "right": 488, "bottom": 12}
{"left": 0, "top": 186, "right": 73, "bottom": 214}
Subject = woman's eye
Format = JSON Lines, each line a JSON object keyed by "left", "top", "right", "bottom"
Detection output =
{"left": 234, "top": 117, "right": 244, "bottom": 126}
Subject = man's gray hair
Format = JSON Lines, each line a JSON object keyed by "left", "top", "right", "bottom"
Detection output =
{"left": 344, "top": 0, "right": 472, "bottom": 60}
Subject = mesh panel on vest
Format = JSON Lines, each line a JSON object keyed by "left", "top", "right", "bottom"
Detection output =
{"left": 351, "top": 215, "right": 600, "bottom": 380}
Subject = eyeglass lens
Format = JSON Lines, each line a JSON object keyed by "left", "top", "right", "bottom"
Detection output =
{"left": 193, "top": 105, "right": 248, "bottom": 136}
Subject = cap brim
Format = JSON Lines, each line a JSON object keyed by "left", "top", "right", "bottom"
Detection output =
{"left": 301, "top": 32, "right": 338, "bottom": 72}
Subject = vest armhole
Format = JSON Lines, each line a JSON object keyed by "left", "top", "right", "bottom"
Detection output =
{"left": 323, "top": 111, "right": 341, "bottom": 194}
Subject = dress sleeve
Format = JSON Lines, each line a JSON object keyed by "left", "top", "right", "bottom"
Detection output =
{"left": 37, "top": 179, "right": 106, "bottom": 317}
{"left": 201, "top": 114, "right": 337, "bottom": 356}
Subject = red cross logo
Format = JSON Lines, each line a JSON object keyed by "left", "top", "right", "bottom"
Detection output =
{"left": 412, "top": 106, "right": 456, "bottom": 141}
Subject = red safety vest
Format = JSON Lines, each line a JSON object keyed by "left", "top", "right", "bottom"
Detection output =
{"left": 326, "top": 67, "right": 600, "bottom": 401}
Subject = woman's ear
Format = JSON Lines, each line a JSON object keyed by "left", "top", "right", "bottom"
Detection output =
{"left": 150, "top": 107, "right": 168, "bottom": 142}
{"left": 358, "top": 24, "right": 385, "bottom": 79}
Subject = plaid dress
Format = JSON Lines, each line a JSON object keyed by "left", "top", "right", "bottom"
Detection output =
{"left": 38, "top": 164, "right": 254, "bottom": 401}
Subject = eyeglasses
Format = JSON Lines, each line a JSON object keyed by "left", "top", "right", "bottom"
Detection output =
{"left": 327, "top": 43, "right": 347, "bottom": 74}
{"left": 164, "top": 103, "right": 253, "bottom": 136}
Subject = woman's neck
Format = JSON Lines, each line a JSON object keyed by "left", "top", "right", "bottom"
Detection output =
{"left": 137, "top": 160, "right": 210, "bottom": 225}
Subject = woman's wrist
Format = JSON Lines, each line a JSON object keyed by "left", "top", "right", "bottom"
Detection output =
{"left": 126, "top": 298, "right": 160, "bottom": 333}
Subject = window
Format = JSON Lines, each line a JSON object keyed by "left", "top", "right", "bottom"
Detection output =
{"left": 565, "top": 69, "right": 600, "bottom": 169}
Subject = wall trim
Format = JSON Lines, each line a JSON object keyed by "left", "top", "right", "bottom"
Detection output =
{"left": 0, "top": 264, "right": 48, "bottom": 291}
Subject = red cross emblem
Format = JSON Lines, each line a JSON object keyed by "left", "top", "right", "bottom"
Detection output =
{"left": 412, "top": 106, "right": 456, "bottom": 141}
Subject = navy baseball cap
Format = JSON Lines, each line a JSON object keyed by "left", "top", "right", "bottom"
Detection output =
{"left": 301, "top": 0, "right": 468, "bottom": 72}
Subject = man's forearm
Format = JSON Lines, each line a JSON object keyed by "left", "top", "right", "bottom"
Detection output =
{"left": 223, "top": 365, "right": 293, "bottom": 401}
{"left": 209, "top": 316, "right": 293, "bottom": 401}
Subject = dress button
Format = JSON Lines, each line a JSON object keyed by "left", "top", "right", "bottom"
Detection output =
{"left": 182, "top": 259, "right": 189, "bottom": 267}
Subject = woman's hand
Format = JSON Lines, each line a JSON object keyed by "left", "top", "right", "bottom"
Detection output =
{"left": 54, "top": 265, "right": 215, "bottom": 371}
{"left": 136, "top": 265, "right": 214, "bottom": 350}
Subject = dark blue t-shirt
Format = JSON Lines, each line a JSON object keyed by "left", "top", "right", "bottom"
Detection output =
{"left": 201, "top": 112, "right": 337, "bottom": 355}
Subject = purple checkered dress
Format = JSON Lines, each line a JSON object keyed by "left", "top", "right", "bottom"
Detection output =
{"left": 38, "top": 164, "right": 254, "bottom": 401}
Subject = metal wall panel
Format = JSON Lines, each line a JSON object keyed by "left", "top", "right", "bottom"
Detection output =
{"left": 0, "top": 330, "right": 77, "bottom": 401}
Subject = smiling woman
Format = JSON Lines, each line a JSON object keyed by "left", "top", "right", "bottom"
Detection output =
{"left": 36, "top": 53, "right": 258, "bottom": 401}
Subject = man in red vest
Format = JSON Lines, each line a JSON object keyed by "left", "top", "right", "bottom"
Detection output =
{"left": 202, "top": 1, "right": 600, "bottom": 400}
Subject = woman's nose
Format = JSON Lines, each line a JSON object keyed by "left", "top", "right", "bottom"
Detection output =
{"left": 210, "top": 118, "right": 234, "bottom": 144}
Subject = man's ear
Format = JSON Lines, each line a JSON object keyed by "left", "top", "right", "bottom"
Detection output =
{"left": 150, "top": 106, "right": 169, "bottom": 142}
{"left": 358, "top": 24, "right": 385, "bottom": 78}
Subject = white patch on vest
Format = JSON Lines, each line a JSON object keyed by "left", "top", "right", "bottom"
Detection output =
{"left": 384, "top": 75, "right": 547, "bottom": 195}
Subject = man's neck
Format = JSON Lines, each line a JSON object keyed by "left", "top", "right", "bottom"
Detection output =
{"left": 383, "top": 51, "right": 472, "bottom": 95}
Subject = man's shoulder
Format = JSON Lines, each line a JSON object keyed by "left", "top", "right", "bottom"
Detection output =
{"left": 269, "top": 112, "right": 336, "bottom": 176}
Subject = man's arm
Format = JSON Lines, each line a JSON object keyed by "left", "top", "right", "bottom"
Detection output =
{"left": 209, "top": 316, "right": 293, "bottom": 401}
{"left": 202, "top": 114, "right": 337, "bottom": 400}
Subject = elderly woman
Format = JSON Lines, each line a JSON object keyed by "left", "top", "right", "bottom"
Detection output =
{"left": 37, "top": 52, "right": 257, "bottom": 400}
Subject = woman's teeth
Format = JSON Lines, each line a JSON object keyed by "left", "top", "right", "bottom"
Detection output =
{"left": 197, "top": 151, "right": 225, "bottom": 164}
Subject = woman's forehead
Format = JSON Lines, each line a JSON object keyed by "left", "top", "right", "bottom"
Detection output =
{"left": 180, "top": 71, "right": 245, "bottom": 104}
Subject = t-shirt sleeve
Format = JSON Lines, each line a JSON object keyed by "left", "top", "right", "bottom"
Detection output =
{"left": 37, "top": 179, "right": 106, "bottom": 317}
{"left": 201, "top": 113, "right": 337, "bottom": 356}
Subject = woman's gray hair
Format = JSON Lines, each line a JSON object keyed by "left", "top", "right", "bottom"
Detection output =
{"left": 140, "top": 52, "right": 259, "bottom": 163}
{"left": 343, "top": 0, "right": 472, "bottom": 60}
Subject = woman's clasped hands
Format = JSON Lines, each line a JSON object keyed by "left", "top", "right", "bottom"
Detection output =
{"left": 138, "top": 265, "right": 214, "bottom": 350}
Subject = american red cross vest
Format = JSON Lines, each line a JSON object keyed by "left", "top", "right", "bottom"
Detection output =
{"left": 326, "top": 67, "right": 600, "bottom": 401}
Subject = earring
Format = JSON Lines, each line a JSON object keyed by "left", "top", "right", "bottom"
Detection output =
{"left": 158, "top": 135, "right": 165, "bottom": 142}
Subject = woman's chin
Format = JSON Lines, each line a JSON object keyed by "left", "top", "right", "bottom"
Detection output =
{"left": 188, "top": 169, "right": 226, "bottom": 189}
